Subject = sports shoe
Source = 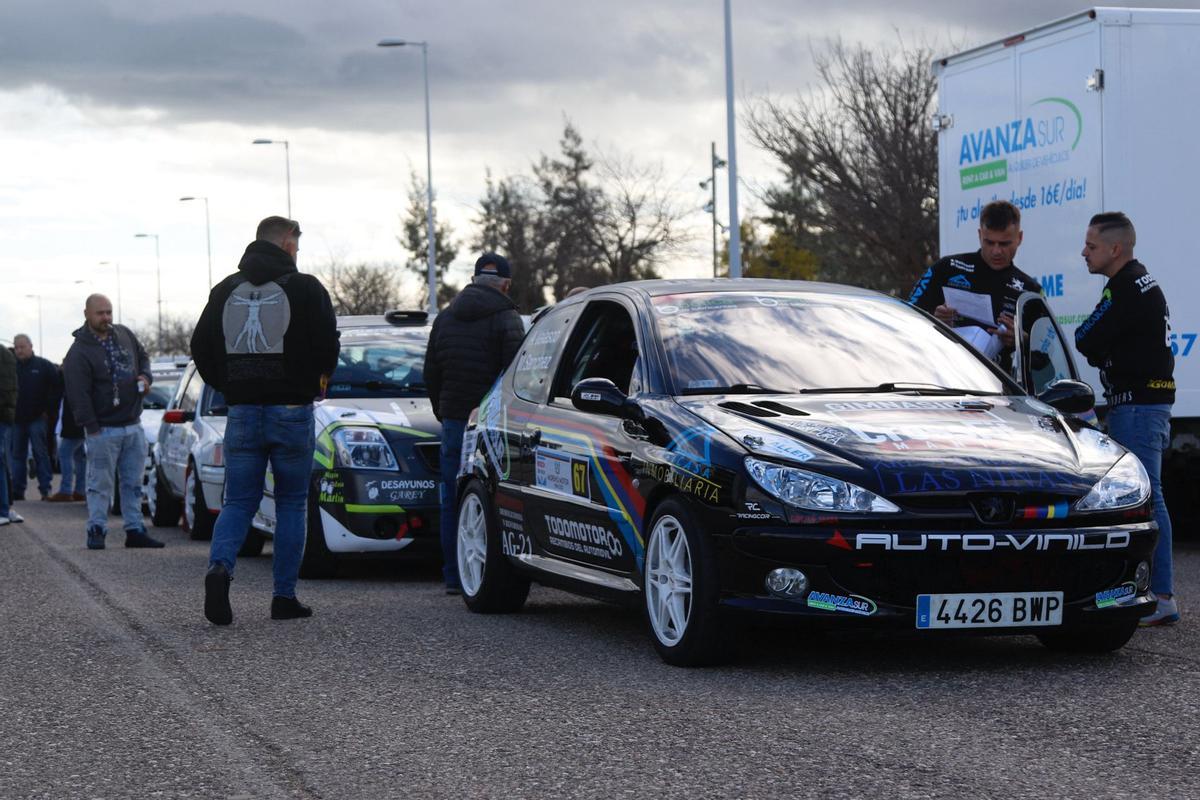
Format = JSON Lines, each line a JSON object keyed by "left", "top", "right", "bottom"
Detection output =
{"left": 271, "top": 595, "right": 313, "bottom": 620}
{"left": 47, "top": 493, "right": 74, "bottom": 503}
{"left": 124, "top": 529, "right": 165, "bottom": 548}
{"left": 205, "top": 564, "right": 233, "bottom": 625}
{"left": 86, "top": 525, "right": 107, "bottom": 550}
{"left": 6, "top": 511, "right": 22, "bottom": 524}
{"left": 0, "top": 517, "right": 8, "bottom": 527}
{"left": 1140, "top": 595, "right": 1181, "bottom": 627}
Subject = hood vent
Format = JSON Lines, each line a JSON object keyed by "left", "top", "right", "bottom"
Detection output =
{"left": 753, "top": 401, "right": 810, "bottom": 416}
{"left": 718, "top": 401, "right": 779, "bottom": 418}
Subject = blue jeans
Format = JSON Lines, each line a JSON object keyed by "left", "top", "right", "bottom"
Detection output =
{"left": 209, "top": 405, "right": 314, "bottom": 598}
{"left": 59, "top": 437, "right": 87, "bottom": 496}
{"left": 439, "top": 418, "right": 467, "bottom": 589}
{"left": 1106, "top": 404, "right": 1173, "bottom": 595}
{"left": 0, "top": 423, "right": 11, "bottom": 517}
{"left": 11, "top": 417, "right": 53, "bottom": 497}
{"left": 86, "top": 424, "right": 147, "bottom": 532}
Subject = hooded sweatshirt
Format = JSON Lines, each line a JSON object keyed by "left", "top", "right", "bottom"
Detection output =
{"left": 423, "top": 283, "right": 525, "bottom": 420}
{"left": 62, "top": 324, "right": 151, "bottom": 434}
{"left": 191, "top": 240, "right": 339, "bottom": 406}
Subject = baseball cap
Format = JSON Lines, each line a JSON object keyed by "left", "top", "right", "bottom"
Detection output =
{"left": 474, "top": 252, "right": 511, "bottom": 278}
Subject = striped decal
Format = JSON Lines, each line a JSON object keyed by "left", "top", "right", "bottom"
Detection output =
{"left": 1020, "top": 502, "right": 1068, "bottom": 520}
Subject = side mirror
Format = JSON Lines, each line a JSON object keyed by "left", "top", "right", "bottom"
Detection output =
{"left": 571, "top": 378, "right": 643, "bottom": 421}
{"left": 162, "top": 409, "right": 195, "bottom": 424}
{"left": 1037, "top": 379, "right": 1095, "bottom": 415}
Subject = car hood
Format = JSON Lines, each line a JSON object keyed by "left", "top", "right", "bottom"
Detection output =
{"left": 679, "top": 393, "right": 1124, "bottom": 498}
{"left": 314, "top": 396, "right": 440, "bottom": 436}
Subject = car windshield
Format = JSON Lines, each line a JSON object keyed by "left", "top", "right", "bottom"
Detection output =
{"left": 652, "top": 292, "right": 1010, "bottom": 396}
{"left": 328, "top": 332, "right": 429, "bottom": 398}
{"left": 145, "top": 375, "right": 181, "bottom": 410}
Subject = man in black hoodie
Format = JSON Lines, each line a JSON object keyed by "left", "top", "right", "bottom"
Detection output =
{"left": 191, "top": 216, "right": 339, "bottom": 626}
{"left": 423, "top": 252, "right": 525, "bottom": 594}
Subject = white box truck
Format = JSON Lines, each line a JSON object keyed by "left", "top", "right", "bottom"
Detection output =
{"left": 934, "top": 6, "right": 1200, "bottom": 529}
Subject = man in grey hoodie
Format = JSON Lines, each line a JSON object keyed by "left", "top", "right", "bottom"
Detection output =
{"left": 63, "top": 294, "right": 164, "bottom": 550}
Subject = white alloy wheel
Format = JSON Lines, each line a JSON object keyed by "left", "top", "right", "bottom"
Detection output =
{"left": 146, "top": 476, "right": 158, "bottom": 517}
{"left": 645, "top": 514, "right": 694, "bottom": 646}
{"left": 183, "top": 468, "right": 196, "bottom": 530}
{"left": 456, "top": 492, "right": 488, "bottom": 596}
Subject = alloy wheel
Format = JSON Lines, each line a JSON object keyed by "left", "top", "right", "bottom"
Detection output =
{"left": 456, "top": 493, "right": 488, "bottom": 596}
{"left": 645, "top": 514, "right": 694, "bottom": 646}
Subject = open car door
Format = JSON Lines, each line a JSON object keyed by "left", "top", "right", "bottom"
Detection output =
{"left": 1013, "top": 292, "right": 1097, "bottom": 418}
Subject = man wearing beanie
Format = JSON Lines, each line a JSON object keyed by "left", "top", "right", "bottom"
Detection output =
{"left": 423, "top": 253, "right": 524, "bottom": 594}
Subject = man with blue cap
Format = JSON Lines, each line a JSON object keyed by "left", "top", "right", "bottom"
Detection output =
{"left": 423, "top": 253, "right": 524, "bottom": 594}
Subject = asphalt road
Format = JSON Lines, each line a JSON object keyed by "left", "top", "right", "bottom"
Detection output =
{"left": 3, "top": 501, "right": 1198, "bottom": 800}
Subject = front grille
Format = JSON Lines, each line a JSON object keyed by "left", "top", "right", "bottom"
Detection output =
{"left": 413, "top": 442, "right": 441, "bottom": 472}
{"left": 830, "top": 552, "right": 1127, "bottom": 606}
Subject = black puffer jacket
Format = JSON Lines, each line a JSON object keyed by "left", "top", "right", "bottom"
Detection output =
{"left": 191, "top": 241, "right": 340, "bottom": 406}
{"left": 424, "top": 284, "right": 524, "bottom": 420}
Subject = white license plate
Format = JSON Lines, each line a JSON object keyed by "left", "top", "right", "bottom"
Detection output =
{"left": 916, "top": 591, "right": 1063, "bottom": 629}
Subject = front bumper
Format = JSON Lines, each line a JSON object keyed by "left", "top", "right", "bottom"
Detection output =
{"left": 713, "top": 522, "right": 1158, "bottom": 631}
{"left": 313, "top": 467, "right": 441, "bottom": 550}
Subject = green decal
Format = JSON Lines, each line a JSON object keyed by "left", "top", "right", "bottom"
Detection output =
{"left": 960, "top": 159, "right": 1008, "bottom": 189}
{"left": 346, "top": 504, "right": 406, "bottom": 514}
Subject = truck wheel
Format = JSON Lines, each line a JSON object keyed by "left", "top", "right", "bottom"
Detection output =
{"left": 1036, "top": 619, "right": 1139, "bottom": 653}
{"left": 298, "top": 495, "right": 339, "bottom": 579}
{"left": 457, "top": 480, "right": 530, "bottom": 613}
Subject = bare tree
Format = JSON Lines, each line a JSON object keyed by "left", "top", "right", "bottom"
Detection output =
{"left": 318, "top": 260, "right": 403, "bottom": 315}
{"left": 132, "top": 312, "right": 194, "bottom": 357}
{"left": 591, "top": 155, "right": 688, "bottom": 285}
{"left": 748, "top": 38, "right": 940, "bottom": 295}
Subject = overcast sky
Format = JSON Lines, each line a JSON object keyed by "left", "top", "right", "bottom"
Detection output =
{"left": 3, "top": 0, "right": 1198, "bottom": 359}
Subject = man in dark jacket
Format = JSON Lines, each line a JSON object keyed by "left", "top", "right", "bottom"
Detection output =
{"left": 63, "top": 295, "right": 163, "bottom": 550}
{"left": 1074, "top": 212, "right": 1178, "bottom": 626}
{"left": 0, "top": 343, "right": 20, "bottom": 526}
{"left": 191, "top": 216, "right": 339, "bottom": 626}
{"left": 423, "top": 252, "right": 525, "bottom": 593}
{"left": 10, "top": 334, "right": 59, "bottom": 501}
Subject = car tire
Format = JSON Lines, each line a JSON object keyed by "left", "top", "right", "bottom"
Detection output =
{"left": 458, "top": 480, "right": 530, "bottom": 613}
{"left": 1036, "top": 619, "right": 1140, "bottom": 654}
{"left": 239, "top": 527, "right": 267, "bottom": 557}
{"left": 149, "top": 468, "right": 182, "bottom": 527}
{"left": 298, "top": 495, "right": 339, "bottom": 579}
{"left": 182, "top": 462, "right": 215, "bottom": 541}
{"left": 642, "top": 496, "right": 733, "bottom": 667}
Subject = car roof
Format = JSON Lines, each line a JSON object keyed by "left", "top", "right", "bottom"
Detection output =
{"left": 560, "top": 278, "right": 888, "bottom": 303}
{"left": 337, "top": 310, "right": 432, "bottom": 330}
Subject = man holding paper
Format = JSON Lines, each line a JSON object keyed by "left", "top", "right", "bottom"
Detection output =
{"left": 908, "top": 200, "right": 1042, "bottom": 363}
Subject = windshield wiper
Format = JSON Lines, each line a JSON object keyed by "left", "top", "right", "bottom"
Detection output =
{"left": 795, "top": 382, "right": 999, "bottom": 396}
{"left": 680, "top": 383, "right": 790, "bottom": 396}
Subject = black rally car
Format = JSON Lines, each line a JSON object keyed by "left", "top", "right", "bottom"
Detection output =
{"left": 455, "top": 280, "right": 1157, "bottom": 666}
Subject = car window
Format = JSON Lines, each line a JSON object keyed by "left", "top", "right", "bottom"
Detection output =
{"left": 328, "top": 331, "right": 430, "bottom": 398}
{"left": 203, "top": 388, "right": 227, "bottom": 416}
{"left": 553, "top": 301, "right": 640, "bottom": 398}
{"left": 1019, "top": 296, "right": 1076, "bottom": 395}
{"left": 513, "top": 305, "right": 575, "bottom": 404}
{"left": 179, "top": 372, "right": 202, "bottom": 413}
{"left": 651, "top": 292, "right": 1008, "bottom": 395}
{"left": 145, "top": 374, "right": 181, "bottom": 410}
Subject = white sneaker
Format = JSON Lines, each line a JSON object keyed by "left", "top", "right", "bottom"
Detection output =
{"left": 1140, "top": 595, "right": 1181, "bottom": 626}
{"left": 7, "top": 511, "right": 23, "bottom": 523}
{"left": 0, "top": 517, "right": 8, "bottom": 526}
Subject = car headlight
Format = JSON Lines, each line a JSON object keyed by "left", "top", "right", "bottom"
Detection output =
{"left": 745, "top": 457, "right": 899, "bottom": 514}
{"left": 1075, "top": 452, "right": 1150, "bottom": 511}
{"left": 332, "top": 427, "right": 398, "bottom": 471}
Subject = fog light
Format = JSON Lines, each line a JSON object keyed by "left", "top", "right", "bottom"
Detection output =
{"left": 766, "top": 568, "right": 809, "bottom": 598}
{"left": 1135, "top": 561, "right": 1151, "bottom": 591}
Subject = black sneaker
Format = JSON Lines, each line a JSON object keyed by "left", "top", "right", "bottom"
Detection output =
{"left": 125, "top": 529, "right": 165, "bottom": 548}
{"left": 271, "top": 595, "right": 313, "bottom": 620}
{"left": 86, "top": 525, "right": 107, "bottom": 550}
{"left": 204, "top": 564, "right": 233, "bottom": 625}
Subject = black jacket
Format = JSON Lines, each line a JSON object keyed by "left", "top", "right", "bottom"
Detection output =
{"left": 424, "top": 284, "right": 524, "bottom": 421}
{"left": 0, "top": 346, "right": 16, "bottom": 425}
{"left": 15, "top": 354, "right": 60, "bottom": 424}
{"left": 191, "top": 241, "right": 340, "bottom": 406}
{"left": 1074, "top": 260, "right": 1175, "bottom": 407}
{"left": 63, "top": 324, "right": 151, "bottom": 435}
{"left": 909, "top": 250, "right": 1042, "bottom": 325}
{"left": 58, "top": 367, "right": 84, "bottom": 439}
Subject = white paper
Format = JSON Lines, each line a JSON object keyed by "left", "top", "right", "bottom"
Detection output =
{"left": 952, "top": 325, "right": 1004, "bottom": 360}
{"left": 941, "top": 287, "right": 996, "bottom": 329}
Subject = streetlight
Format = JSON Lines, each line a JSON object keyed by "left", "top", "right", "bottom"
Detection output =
{"left": 252, "top": 139, "right": 292, "bottom": 217}
{"left": 698, "top": 142, "right": 728, "bottom": 277}
{"left": 179, "top": 196, "right": 213, "bottom": 288}
{"left": 24, "top": 294, "right": 42, "bottom": 350}
{"left": 134, "top": 233, "right": 162, "bottom": 346}
{"left": 377, "top": 38, "right": 438, "bottom": 315}
{"left": 98, "top": 261, "right": 122, "bottom": 324}
{"left": 723, "top": 0, "right": 743, "bottom": 278}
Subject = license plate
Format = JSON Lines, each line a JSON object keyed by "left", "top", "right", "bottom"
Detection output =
{"left": 916, "top": 591, "right": 1063, "bottom": 629}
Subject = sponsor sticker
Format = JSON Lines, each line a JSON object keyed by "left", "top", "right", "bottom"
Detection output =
{"left": 544, "top": 514, "right": 623, "bottom": 559}
{"left": 1095, "top": 582, "right": 1138, "bottom": 609}
{"left": 806, "top": 591, "right": 877, "bottom": 616}
{"left": 535, "top": 448, "right": 590, "bottom": 500}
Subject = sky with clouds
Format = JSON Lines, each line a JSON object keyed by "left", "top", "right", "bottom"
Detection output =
{"left": 3, "top": 0, "right": 1198, "bottom": 359}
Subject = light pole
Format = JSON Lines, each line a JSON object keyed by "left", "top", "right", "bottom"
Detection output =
{"left": 24, "top": 294, "right": 42, "bottom": 349}
{"left": 723, "top": 0, "right": 743, "bottom": 278}
{"left": 99, "top": 261, "right": 122, "bottom": 324}
{"left": 134, "top": 233, "right": 162, "bottom": 346}
{"left": 699, "top": 142, "right": 728, "bottom": 277}
{"left": 252, "top": 139, "right": 292, "bottom": 217}
{"left": 180, "top": 196, "right": 213, "bottom": 288}
{"left": 378, "top": 38, "right": 438, "bottom": 314}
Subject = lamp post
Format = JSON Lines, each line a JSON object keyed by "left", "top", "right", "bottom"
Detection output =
{"left": 252, "top": 139, "right": 292, "bottom": 217}
{"left": 699, "top": 142, "right": 728, "bottom": 277}
{"left": 377, "top": 38, "right": 438, "bottom": 315}
{"left": 24, "top": 294, "right": 42, "bottom": 350}
{"left": 134, "top": 233, "right": 162, "bottom": 346}
{"left": 179, "top": 196, "right": 213, "bottom": 288}
{"left": 723, "top": 0, "right": 743, "bottom": 278}
{"left": 99, "top": 261, "right": 122, "bottom": 323}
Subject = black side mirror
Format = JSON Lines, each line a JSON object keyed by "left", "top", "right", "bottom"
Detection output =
{"left": 1037, "top": 379, "right": 1095, "bottom": 415}
{"left": 571, "top": 378, "right": 643, "bottom": 421}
